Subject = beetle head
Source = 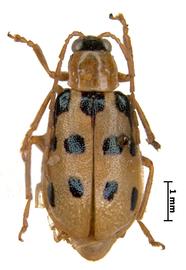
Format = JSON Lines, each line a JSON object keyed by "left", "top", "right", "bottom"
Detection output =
{"left": 68, "top": 36, "right": 118, "bottom": 92}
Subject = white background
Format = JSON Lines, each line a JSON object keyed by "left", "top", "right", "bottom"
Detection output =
{"left": 0, "top": 0, "right": 185, "bottom": 269}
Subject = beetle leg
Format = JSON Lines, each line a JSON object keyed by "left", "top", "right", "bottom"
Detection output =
{"left": 35, "top": 183, "right": 44, "bottom": 208}
{"left": 19, "top": 135, "right": 46, "bottom": 241}
{"left": 129, "top": 94, "right": 161, "bottom": 150}
{"left": 53, "top": 228, "right": 69, "bottom": 243}
{"left": 31, "top": 135, "right": 46, "bottom": 152}
{"left": 20, "top": 89, "right": 53, "bottom": 160}
{"left": 18, "top": 143, "right": 32, "bottom": 241}
{"left": 137, "top": 156, "right": 154, "bottom": 220}
{"left": 47, "top": 216, "right": 69, "bottom": 242}
{"left": 18, "top": 90, "right": 54, "bottom": 241}
{"left": 8, "top": 32, "right": 55, "bottom": 78}
{"left": 138, "top": 221, "right": 165, "bottom": 249}
{"left": 136, "top": 156, "right": 165, "bottom": 249}
{"left": 118, "top": 72, "right": 130, "bottom": 82}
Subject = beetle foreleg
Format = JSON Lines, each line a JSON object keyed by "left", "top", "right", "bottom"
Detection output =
{"left": 118, "top": 72, "right": 130, "bottom": 82}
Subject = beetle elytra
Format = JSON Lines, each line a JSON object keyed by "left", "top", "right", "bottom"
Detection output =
{"left": 8, "top": 13, "right": 165, "bottom": 261}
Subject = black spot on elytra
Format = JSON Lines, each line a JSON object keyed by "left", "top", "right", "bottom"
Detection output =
{"left": 80, "top": 91, "right": 104, "bottom": 117}
{"left": 50, "top": 136, "right": 57, "bottom": 151}
{"left": 64, "top": 134, "right": 85, "bottom": 154}
{"left": 130, "top": 187, "right": 138, "bottom": 211}
{"left": 114, "top": 91, "right": 130, "bottom": 117}
{"left": 129, "top": 139, "right": 136, "bottom": 156}
{"left": 68, "top": 177, "right": 84, "bottom": 198}
{"left": 47, "top": 182, "right": 55, "bottom": 207}
{"left": 103, "top": 181, "right": 118, "bottom": 201}
{"left": 55, "top": 89, "right": 71, "bottom": 118}
{"left": 103, "top": 136, "right": 123, "bottom": 155}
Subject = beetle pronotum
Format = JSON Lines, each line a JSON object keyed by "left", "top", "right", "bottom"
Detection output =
{"left": 8, "top": 13, "right": 165, "bottom": 261}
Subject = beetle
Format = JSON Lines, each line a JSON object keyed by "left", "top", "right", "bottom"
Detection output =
{"left": 8, "top": 13, "right": 165, "bottom": 261}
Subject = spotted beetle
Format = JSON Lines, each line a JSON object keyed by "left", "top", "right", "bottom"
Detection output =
{"left": 8, "top": 13, "right": 165, "bottom": 261}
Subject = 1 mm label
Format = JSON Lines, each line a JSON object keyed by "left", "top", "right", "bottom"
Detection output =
{"left": 164, "top": 181, "right": 176, "bottom": 222}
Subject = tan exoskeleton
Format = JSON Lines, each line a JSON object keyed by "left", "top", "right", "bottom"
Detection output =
{"left": 8, "top": 13, "right": 165, "bottom": 261}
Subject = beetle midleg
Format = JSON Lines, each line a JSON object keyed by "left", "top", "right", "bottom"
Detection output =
{"left": 129, "top": 94, "right": 161, "bottom": 150}
{"left": 136, "top": 156, "right": 165, "bottom": 249}
{"left": 18, "top": 92, "right": 53, "bottom": 241}
{"left": 19, "top": 135, "right": 46, "bottom": 241}
{"left": 21, "top": 89, "right": 53, "bottom": 159}
{"left": 35, "top": 183, "right": 44, "bottom": 208}
{"left": 18, "top": 143, "right": 32, "bottom": 241}
{"left": 31, "top": 135, "right": 46, "bottom": 152}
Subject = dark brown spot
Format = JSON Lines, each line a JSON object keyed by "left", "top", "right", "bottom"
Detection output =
{"left": 54, "top": 89, "right": 71, "bottom": 119}
{"left": 47, "top": 183, "right": 55, "bottom": 207}
{"left": 80, "top": 91, "right": 105, "bottom": 117}
{"left": 103, "top": 135, "right": 123, "bottom": 155}
{"left": 103, "top": 181, "right": 118, "bottom": 201}
{"left": 64, "top": 134, "right": 85, "bottom": 154}
{"left": 129, "top": 140, "right": 136, "bottom": 156}
{"left": 131, "top": 187, "right": 138, "bottom": 211}
{"left": 50, "top": 136, "right": 57, "bottom": 151}
{"left": 114, "top": 91, "right": 130, "bottom": 117}
{"left": 68, "top": 177, "right": 84, "bottom": 198}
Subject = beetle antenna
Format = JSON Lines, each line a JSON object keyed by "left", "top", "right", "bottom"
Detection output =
{"left": 52, "top": 31, "right": 85, "bottom": 91}
{"left": 99, "top": 13, "right": 135, "bottom": 93}
{"left": 110, "top": 13, "right": 135, "bottom": 93}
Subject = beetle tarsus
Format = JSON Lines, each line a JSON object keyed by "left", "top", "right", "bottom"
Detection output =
{"left": 149, "top": 240, "right": 165, "bottom": 250}
{"left": 147, "top": 139, "right": 161, "bottom": 150}
{"left": 18, "top": 198, "right": 32, "bottom": 242}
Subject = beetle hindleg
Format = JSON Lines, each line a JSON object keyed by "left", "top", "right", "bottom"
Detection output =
{"left": 138, "top": 220, "right": 165, "bottom": 250}
{"left": 47, "top": 216, "right": 69, "bottom": 242}
{"left": 136, "top": 156, "right": 165, "bottom": 249}
{"left": 137, "top": 156, "right": 154, "bottom": 220}
{"left": 53, "top": 228, "right": 69, "bottom": 243}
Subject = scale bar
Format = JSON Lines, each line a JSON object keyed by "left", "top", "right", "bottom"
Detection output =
{"left": 164, "top": 181, "right": 173, "bottom": 222}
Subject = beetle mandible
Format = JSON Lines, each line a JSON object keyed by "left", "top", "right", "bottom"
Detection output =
{"left": 8, "top": 13, "right": 165, "bottom": 260}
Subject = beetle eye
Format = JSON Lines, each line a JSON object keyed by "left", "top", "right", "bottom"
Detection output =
{"left": 72, "top": 39, "right": 84, "bottom": 52}
{"left": 102, "top": 39, "right": 112, "bottom": 52}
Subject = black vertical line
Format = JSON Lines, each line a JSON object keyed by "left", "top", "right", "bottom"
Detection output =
{"left": 164, "top": 181, "right": 173, "bottom": 222}
{"left": 167, "top": 181, "right": 169, "bottom": 221}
